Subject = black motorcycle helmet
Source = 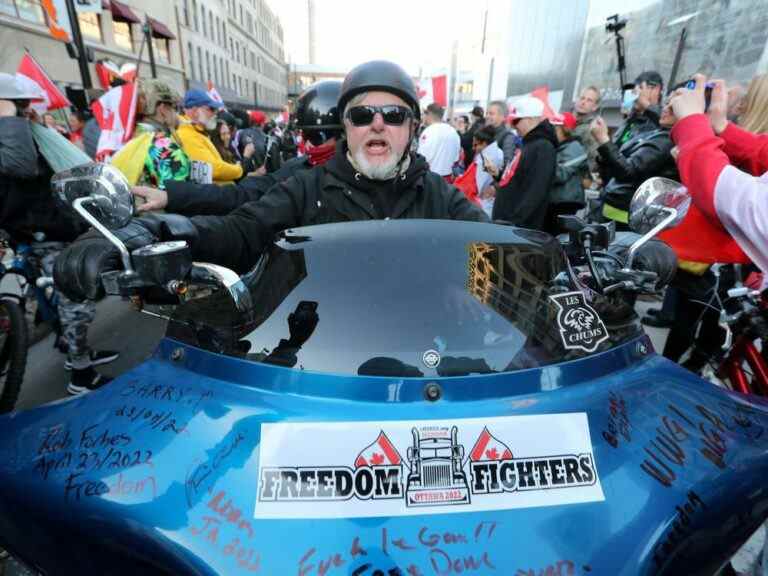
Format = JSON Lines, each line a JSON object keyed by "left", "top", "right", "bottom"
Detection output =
{"left": 337, "top": 60, "right": 420, "bottom": 122}
{"left": 294, "top": 80, "right": 342, "bottom": 146}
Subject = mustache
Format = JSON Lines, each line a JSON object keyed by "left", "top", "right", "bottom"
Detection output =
{"left": 363, "top": 135, "right": 391, "bottom": 146}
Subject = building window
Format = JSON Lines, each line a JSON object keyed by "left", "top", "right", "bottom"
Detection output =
{"left": 197, "top": 46, "right": 203, "bottom": 82}
{"left": 154, "top": 38, "right": 170, "bottom": 63}
{"left": 0, "top": 0, "right": 16, "bottom": 18}
{"left": 206, "top": 51, "right": 211, "bottom": 82}
{"left": 78, "top": 12, "right": 102, "bottom": 42}
{"left": 200, "top": 6, "right": 206, "bottom": 38}
{"left": 188, "top": 42, "right": 195, "bottom": 80}
{"left": 14, "top": 0, "right": 45, "bottom": 23}
{"left": 208, "top": 9, "right": 214, "bottom": 41}
{"left": 113, "top": 20, "right": 133, "bottom": 52}
{"left": 192, "top": 0, "right": 198, "bottom": 31}
{"left": 183, "top": 0, "right": 189, "bottom": 26}
{"left": 226, "top": 61, "right": 230, "bottom": 89}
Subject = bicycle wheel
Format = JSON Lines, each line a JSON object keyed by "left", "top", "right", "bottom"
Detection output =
{"left": 0, "top": 299, "right": 27, "bottom": 412}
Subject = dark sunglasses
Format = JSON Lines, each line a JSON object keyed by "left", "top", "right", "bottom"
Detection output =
{"left": 345, "top": 105, "right": 413, "bottom": 126}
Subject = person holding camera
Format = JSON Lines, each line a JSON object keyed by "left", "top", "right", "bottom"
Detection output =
{"left": 591, "top": 71, "right": 677, "bottom": 229}
{"left": 669, "top": 74, "right": 768, "bottom": 283}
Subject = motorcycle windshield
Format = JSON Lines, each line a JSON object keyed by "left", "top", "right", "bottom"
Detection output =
{"left": 167, "top": 220, "right": 641, "bottom": 376}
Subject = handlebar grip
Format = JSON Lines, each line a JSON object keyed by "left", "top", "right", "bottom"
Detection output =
{"left": 607, "top": 233, "right": 678, "bottom": 288}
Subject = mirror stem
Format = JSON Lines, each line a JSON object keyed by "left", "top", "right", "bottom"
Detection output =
{"left": 73, "top": 197, "right": 135, "bottom": 273}
{"left": 624, "top": 207, "right": 678, "bottom": 271}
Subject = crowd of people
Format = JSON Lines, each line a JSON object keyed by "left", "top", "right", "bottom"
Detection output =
{"left": 1, "top": 59, "right": 767, "bottom": 395}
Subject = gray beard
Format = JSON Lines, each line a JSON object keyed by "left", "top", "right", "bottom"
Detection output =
{"left": 348, "top": 147, "right": 410, "bottom": 180}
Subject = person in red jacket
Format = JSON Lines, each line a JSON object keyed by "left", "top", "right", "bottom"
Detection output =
{"left": 669, "top": 74, "right": 768, "bottom": 285}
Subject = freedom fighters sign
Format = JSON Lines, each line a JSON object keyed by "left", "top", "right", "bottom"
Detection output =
{"left": 254, "top": 413, "right": 604, "bottom": 519}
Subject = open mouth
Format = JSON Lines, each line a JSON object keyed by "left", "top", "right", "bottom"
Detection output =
{"left": 365, "top": 139, "right": 390, "bottom": 155}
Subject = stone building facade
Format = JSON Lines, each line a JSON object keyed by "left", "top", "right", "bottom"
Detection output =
{"left": 576, "top": 0, "right": 768, "bottom": 105}
{"left": 0, "top": 0, "right": 185, "bottom": 100}
{"left": 0, "top": 0, "right": 287, "bottom": 111}
{"left": 177, "top": 0, "right": 287, "bottom": 111}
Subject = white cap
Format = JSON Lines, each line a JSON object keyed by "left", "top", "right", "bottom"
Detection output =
{"left": 507, "top": 96, "right": 544, "bottom": 120}
{"left": 0, "top": 73, "right": 43, "bottom": 100}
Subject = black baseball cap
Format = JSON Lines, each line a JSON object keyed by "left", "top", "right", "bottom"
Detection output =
{"left": 624, "top": 71, "right": 664, "bottom": 90}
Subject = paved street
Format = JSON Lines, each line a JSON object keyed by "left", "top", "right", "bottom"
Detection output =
{"left": 15, "top": 296, "right": 166, "bottom": 410}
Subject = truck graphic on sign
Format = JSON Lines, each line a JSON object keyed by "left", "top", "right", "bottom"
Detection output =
{"left": 405, "top": 425, "right": 471, "bottom": 507}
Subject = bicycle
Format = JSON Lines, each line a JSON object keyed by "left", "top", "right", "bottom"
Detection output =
{"left": 0, "top": 231, "right": 66, "bottom": 411}
{"left": 0, "top": 232, "right": 28, "bottom": 412}
{"left": 693, "top": 264, "right": 768, "bottom": 397}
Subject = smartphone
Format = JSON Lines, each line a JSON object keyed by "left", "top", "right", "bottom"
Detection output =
{"left": 685, "top": 79, "right": 714, "bottom": 111}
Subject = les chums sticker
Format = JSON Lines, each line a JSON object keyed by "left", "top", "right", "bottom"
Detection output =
{"left": 550, "top": 291, "right": 610, "bottom": 353}
{"left": 254, "top": 414, "right": 604, "bottom": 519}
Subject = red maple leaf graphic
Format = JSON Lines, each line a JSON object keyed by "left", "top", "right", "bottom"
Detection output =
{"left": 486, "top": 448, "right": 499, "bottom": 460}
{"left": 370, "top": 452, "right": 385, "bottom": 465}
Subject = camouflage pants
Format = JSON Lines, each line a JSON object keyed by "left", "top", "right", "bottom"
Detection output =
{"left": 32, "top": 244, "right": 95, "bottom": 370}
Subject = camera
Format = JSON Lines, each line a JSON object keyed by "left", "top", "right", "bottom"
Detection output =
{"left": 605, "top": 14, "right": 627, "bottom": 33}
{"left": 672, "top": 79, "right": 714, "bottom": 112}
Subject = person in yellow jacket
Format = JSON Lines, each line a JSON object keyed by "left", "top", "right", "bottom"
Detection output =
{"left": 176, "top": 89, "right": 258, "bottom": 184}
{"left": 111, "top": 79, "right": 191, "bottom": 190}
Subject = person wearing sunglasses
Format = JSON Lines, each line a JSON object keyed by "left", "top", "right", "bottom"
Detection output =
{"left": 54, "top": 61, "right": 487, "bottom": 303}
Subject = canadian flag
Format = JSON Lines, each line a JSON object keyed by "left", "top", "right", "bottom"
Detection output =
{"left": 207, "top": 81, "right": 224, "bottom": 106}
{"left": 355, "top": 431, "right": 403, "bottom": 468}
{"left": 431, "top": 75, "right": 448, "bottom": 108}
{"left": 16, "top": 53, "right": 71, "bottom": 113}
{"left": 91, "top": 82, "right": 139, "bottom": 160}
{"left": 469, "top": 427, "right": 513, "bottom": 461}
{"left": 95, "top": 60, "right": 138, "bottom": 89}
{"left": 417, "top": 75, "right": 448, "bottom": 108}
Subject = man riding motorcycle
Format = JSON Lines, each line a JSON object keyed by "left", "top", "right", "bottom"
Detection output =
{"left": 132, "top": 80, "right": 345, "bottom": 216}
{"left": 54, "top": 61, "right": 488, "bottom": 301}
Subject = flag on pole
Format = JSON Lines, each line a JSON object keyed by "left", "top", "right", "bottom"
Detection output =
{"left": 207, "top": 81, "right": 224, "bottom": 106}
{"left": 95, "top": 60, "right": 138, "bottom": 89}
{"left": 16, "top": 52, "right": 71, "bottom": 113}
{"left": 91, "top": 82, "right": 139, "bottom": 161}
{"left": 417, "top": 75, "right": 448, "bottom": 108}
{"left": 431, "top": 75, "right": 448, "bottom": 108}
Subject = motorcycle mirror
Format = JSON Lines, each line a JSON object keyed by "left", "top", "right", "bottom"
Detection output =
{"left": 629, "top": 177, "right": 691, "bottom": 234}
{"left": 51, "top": 162, "right": 134, "bottom": 230}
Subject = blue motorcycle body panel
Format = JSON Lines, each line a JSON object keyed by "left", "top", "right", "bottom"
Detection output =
{"left": 0, "top": 338, "right": 767, "bottom": 576}
{"left": 1, "top": 220, "right": 766, "bottom": 575}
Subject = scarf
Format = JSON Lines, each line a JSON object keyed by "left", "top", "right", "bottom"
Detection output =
{"left": 307, "top": 140, "right": 336, "bottom": 166}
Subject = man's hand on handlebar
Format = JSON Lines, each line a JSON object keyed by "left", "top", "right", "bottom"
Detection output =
{"left": 133, "top": 186, "right": 168, "bottom": 213}
{"left": 53, "top": 214, "right": 199, "bottom": 302}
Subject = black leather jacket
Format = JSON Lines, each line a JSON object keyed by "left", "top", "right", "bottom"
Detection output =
{"left": 189, "top": 143, "right": 488, "bottom": 272}
{"left": 0, "top": 117, "right": 84, "bottom": 242}
{"left": 600, "top": 127, "right": 678, "bottom": 213}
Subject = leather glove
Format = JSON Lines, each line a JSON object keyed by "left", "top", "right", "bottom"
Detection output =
{"left": 53, "top": 214, "right": 199, "bottom": 302}
{"left": 608, "top": 232, "right": 678, "bottom": 289}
